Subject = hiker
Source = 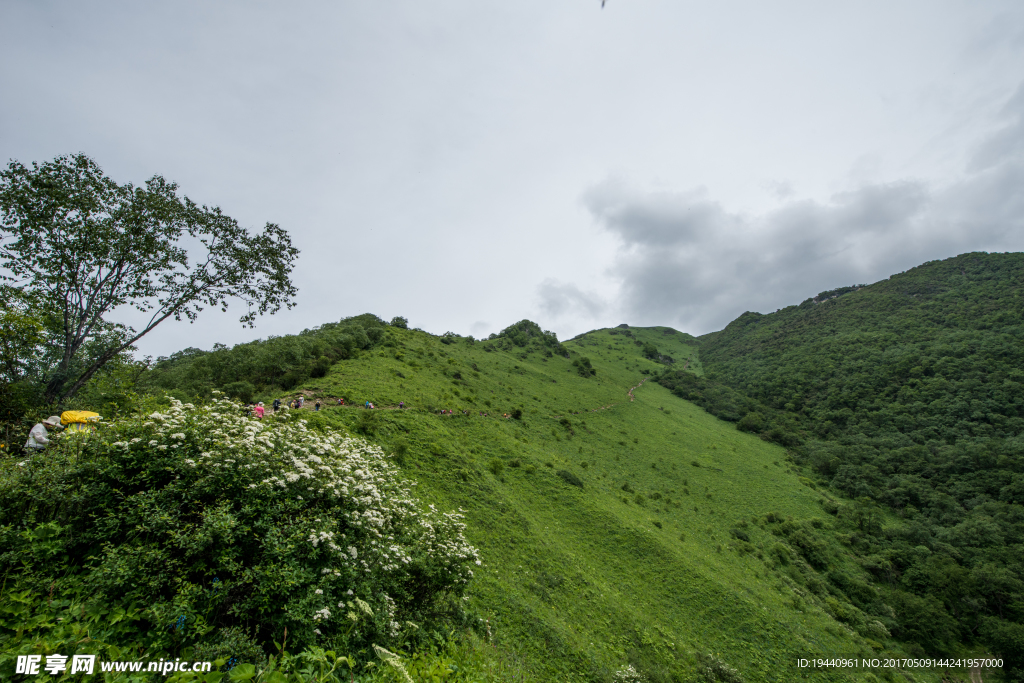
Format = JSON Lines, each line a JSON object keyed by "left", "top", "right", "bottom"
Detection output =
{"left": 254, "top": 402, "right": 265, "bottom": 419}
{"left": 315, "top": 399, "right": 321, "bottom": 412}
{"left": 24, "top": 416, "right": 62, "bottom": 454}
{"left": 338, "top": 398, "right": 344, "bottom": 406}
{"left": 273, "top": 398, "right": 281, "bottom": 413}
{"left": 365, "top": 401, "right": 370, "bottom": 409}
{"left": 298, "top": 396, "right": 304, "bottom": 408}
{"left": 399, "top": 401, "right": 404, "bottom": 409}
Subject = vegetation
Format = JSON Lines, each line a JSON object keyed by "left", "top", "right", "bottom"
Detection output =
{"left": 1, "top": 395, "right": 480, "bottom": 680}
{"left": 109, "top": 318, "right": 994, "bottom": 680}
{"left": 138, "top": 314, "right": 395, "bottom": 402}
{"left": 3, "top": 251, "right": 1021, "bottom": 681}
{"left": 687, "top": 252, "right": 1024, "bottom": 678}
{"left": 0, "top": 153, "right": 298, "bottom": 403}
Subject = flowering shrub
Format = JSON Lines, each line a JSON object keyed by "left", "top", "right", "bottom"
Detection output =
{"left": 613, "top": 664, "right": 648, "bottom": 682}
{"left": 0, "top": 395, "right": 480, "bottom": 658}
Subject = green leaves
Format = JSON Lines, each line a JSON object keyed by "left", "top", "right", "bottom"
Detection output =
{"left": 0, "top": 153, "right": 299, "bottom": 402}
{"left": 228, "top": 663, "right": 257, "bottom": 680}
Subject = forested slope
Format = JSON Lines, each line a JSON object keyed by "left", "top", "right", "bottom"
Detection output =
{"left": 685, "top": 252, "right": 1024, "bottom": 677}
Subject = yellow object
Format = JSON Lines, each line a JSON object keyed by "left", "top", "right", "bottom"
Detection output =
{"left": 61, "top": 410, "right": 101, "bottom": 426}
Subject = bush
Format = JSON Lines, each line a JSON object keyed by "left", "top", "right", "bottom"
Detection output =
{"left": 389, "top": 316, "right": 408, "bottom": 329}
{"left": 736, "top": 412, "right": 765, "bottom": 433}
{"left": 392, "top": 437, "right": 410, "bottom": 465}
{"left": 223, "top": 380, "right": 256, "bottom": 403}
{"left": 356, "top": 408, "right": 379, "bottom": 434}
{"left": 572, "top": 357, "right": 597, "bottom": 377}
{"left": 0, "top": 396, "right": 480, "bottom": 659}
{"left": 556, "top": 470, "right": 584, "bottom": 488}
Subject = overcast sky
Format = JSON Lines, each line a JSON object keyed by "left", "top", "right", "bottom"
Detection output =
{"left": 3, "top": 1, "right": 1024, "bottom": 357}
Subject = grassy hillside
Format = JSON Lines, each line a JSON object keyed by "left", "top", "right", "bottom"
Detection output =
{"left": 9, "top": 311, "right": 1001, "bottom": 681}
{"left": 270, "top": 322, "right": 967, "bottom": 682}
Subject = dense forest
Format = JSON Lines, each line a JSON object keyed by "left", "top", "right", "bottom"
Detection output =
{"left": 659, "top": 252, "right": 1024, "bottom": 675}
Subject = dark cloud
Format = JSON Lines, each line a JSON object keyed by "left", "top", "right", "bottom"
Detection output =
{"left": 581, "top": 87, "right": 1024, "bottom": 335}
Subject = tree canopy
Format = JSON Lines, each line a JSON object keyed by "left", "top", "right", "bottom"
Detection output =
{"left": 0, "top": 153, "right": 299, "bottom": 402}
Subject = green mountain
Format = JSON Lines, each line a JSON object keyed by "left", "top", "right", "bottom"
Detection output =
{"left": 137, "top": 311, "right": 1012, "bottom": 681}
{"left": 269, "top": 321, "right": 902, "bottom": 682}
{"left": 6, "top": 252, "right": 1021, "bottom": 682}
{"left": 669, "top": 252, "right": 1024, "bottom": 679}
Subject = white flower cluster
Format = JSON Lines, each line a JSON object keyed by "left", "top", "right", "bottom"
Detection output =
{"left": 614, "top": 665, "right": 648, "bottom": 683}
{"left": 96, "top": 396, "right": 481, "bottom": 637}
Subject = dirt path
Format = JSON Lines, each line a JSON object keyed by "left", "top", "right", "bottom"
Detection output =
{"left": 280, "top": 375, "right": 652, "bottom": 420}
{"left": 970, "top": 663, "right": 984, "bottom": 683}
{"left": 626, "top": 377, "right": 648, "bottom": 402}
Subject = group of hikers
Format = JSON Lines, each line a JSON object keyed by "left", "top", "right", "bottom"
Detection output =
{"left": 241, "top": 395, "right": 405, "bottom": 419}
{"left": 244, "top": 396, "right": 333, "bottom": 418}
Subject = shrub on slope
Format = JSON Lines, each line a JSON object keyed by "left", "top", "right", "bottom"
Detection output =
{"left": 0, "top": 396, "right": 479, "bottom": 662}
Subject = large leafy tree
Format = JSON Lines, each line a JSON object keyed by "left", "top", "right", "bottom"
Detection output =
{"left": 0, "top": 153, "right": 299, "bottom": 402}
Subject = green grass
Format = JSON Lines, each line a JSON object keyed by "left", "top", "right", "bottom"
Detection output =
{"left": 277, "top": 326, "right": 970, "bottom": 682}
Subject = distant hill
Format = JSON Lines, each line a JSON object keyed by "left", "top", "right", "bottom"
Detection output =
{"left": 700, "top": 251, "right": 1024, "bottom": 444}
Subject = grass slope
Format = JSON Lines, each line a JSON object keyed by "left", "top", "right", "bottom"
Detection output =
{"left": 281, "top": 325, "right": 960, "bottom": 682}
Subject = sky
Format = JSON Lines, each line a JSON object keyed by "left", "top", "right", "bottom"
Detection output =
{"left": 3, "top": 1, "right": 1024, "bottom": 358}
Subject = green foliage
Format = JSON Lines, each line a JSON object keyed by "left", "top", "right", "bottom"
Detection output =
{"left": 224, "top": 380, "right": 257, "bottom": 404}
{"left": 0, "top": 153, "right": 298, "bottom": 402}
{"left": 697, "top": 252, "right": 1024, "bottom": 659}
{"left": 572, "top": 356, "right": 597, "bottom": 377}
{"left": 555, "top": 469, "right": 584, "bottom": 488}
{"left": 140, "top": 314, "right": 388, "bottom": 398}
{"left": 0, "top": 286, "right": 44, "bottom": 384}
{"left": 0, "top": 397, "right": 479, "bottom": 663}
{"left": 389, "top": 317, "right": 409, "bottom": 329}
{"left": 657, "top": 371, "right": 753, "bottom": 424}
{"left": 979, "top": 617, "right": 1024, "bottom": 680}
{"left": 490, "top": 320, "right": 566, "bottom": 356}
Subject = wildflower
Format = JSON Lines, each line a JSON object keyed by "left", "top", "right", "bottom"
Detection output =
{"left": 355, "top": 598, "right": 374, "bottom": 616}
